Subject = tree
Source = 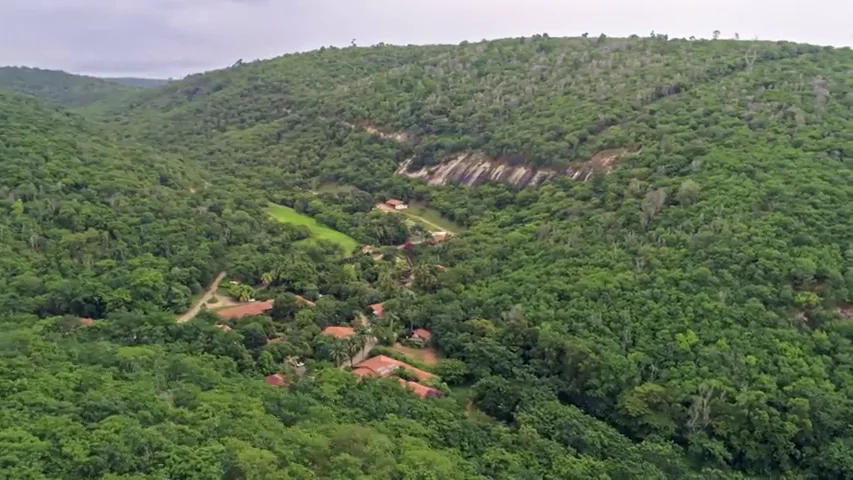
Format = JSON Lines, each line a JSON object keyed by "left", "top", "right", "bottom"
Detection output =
{"left": 330, "top": 339, "right": 349, "bottom": 366}
{"left": 712, "top": 30, "right": 721, "bottom": 40}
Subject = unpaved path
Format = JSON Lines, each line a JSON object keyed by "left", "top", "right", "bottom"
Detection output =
{"left": 375, "top": 203, "right": 455, "bottom": 234}
{"left": 178, "top": 271, "right": 227, "bottom": 323}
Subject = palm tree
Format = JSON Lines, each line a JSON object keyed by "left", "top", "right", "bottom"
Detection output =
{"left": 352, "top": 329, "right": 370, "bottom": 358}
{"left": 330, "top": 340, "right": 348, "bottom": 367}
{"left": 261, "top": 271, "right": 275, "bottom": 288}
{"left": 345, "top": 339, "right": 362, "bottom": 368}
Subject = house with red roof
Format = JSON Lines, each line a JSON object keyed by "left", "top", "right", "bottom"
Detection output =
{"left": 352, "top": 355, "right": 434, "bottom": 382}
{"left": 369, "top": 303, "right": 385, "bottom": 318}
{"left": 216, "top": 300, "right": 274, "bottom": 320}
{"left": 411, "top": 328, "right": 432, "bottom": 344}
{"left": 322, "top": 326, "right": 356, "bottom": 339}
{"left": 351, "top": 355, "right": 443, "bottom": 399}
{"left": 399, "top": 379, "right": 444, "bottom": 399}
{"left": 264, "top": 373, "right": 288, "bottom": 387}
{"left": 385, "top": 199, "right": 408, "bottom": 210}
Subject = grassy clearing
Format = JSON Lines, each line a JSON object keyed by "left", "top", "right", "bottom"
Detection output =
{"left": 391, "top": 344, "right": 441, "bottom": 366}
{"left": 266, "top": 203, "right": 359, "bottom": 254}
{"left": 401, "top": 202, "right": 464, "bottom": 234}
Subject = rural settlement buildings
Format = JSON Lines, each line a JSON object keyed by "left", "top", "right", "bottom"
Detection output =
{"left": 351, "top": 355, "right": 443, "bottom": 399}
{"left": 322, "top": 326, "right": 356, "bottom": 339}
{"left": 385, "top": 199, "right": 408, "bottom": 210}
{"left": 214, "top": 296, "right": 315, "bottom": 320}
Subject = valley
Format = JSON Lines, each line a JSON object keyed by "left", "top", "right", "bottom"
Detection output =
{"left": 3, "top": 34, "right": 853, "bottom": 479}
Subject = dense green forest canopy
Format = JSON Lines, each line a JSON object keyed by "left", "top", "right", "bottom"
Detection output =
{"left": 6, "top": 34, "right": 853, "bottom": 478}
{"left": 102, "top": 77, "right": 171, "bottom": 89}
{"left": 0, "top": 67, "right": 142, "bottom": 108}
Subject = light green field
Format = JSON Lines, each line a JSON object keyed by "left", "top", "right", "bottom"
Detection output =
{"left": 401, "top": 202, "right": 464, "bottom": 234}
{"left": 266, "top": 203, "right": 359, "bottom": 254}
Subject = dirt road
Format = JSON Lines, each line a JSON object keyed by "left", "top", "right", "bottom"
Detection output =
{"left": 177, "top": 271, "right": 227, "bottom": 323}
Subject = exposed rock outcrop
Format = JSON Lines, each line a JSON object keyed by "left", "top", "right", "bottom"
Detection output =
{"left": 396, "top": 147, "right": 639, "bottom": 188}
{"left": 339, "top": 117, "right": 638, "bottom": 188}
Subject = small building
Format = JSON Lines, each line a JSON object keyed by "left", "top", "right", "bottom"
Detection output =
{"left": 353, "top": 355, "right": 434, "bottom": 382}
{"left": 215, "top": 324, "right": 232, "bottom": 332}
{"left": 361, "top": 245, "right": 374, "bottom": 254}
{"left": 369, "top": 303, "right": 385, "bottom": 318}
{"left": 216, "top": 300, "right": 274, "bottom": 320}
{"left": 79, "top": 318, "right": 95, "bottom": 326}
{"left": 399, "top": 379, "right": 444, "bottom": 399}
{"left": 411, "top": 328, "right": 433, "bottom": 344}
{"left": 431, "top": 232, "right": 449, "bottom": 244}
{"left": 322, "top": 326, "right": 356, "bottom": 340}
{"left": 385, "top": 199, "right": 408, "bottom": 210}
{"left": 264, "top": 373, "right": 288, "bottom": 387}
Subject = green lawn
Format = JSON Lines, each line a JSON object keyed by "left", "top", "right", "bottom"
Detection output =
{"left": 266, "top": 203, "right": 359, "bottom": 254}
{"left": 402, "top": 202, "right": 464, "bottom": 234}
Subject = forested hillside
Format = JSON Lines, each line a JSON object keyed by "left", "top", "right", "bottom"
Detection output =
{"left": 7, "top": 34, "right": 853, "bottom": 478}
{"left": 0, "top": 92, "right": 339, "bottom": 318}
{"left": 0, "top": 67, "right": 140, "bottom": 107}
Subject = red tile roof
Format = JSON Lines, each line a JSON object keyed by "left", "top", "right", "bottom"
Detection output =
{"left": 322, "top": 326, "right": 356, "bottom": 339}
{"left": 79, "top": 318, "right": 95, "bottom": 326}
{"left": 369, "top": 303, "right": 385, "bottom": 318}
{"left": 216, "top": 300, "right": 274, "bottom": 320}
{"left": 412, "top": 328, "right": 432, "bottom": 342}
{"left": 352, "top": 367, "right": 375, "bottom": 378}
{"left": 264, "top": 373, "right": 288, "bottom": 387}
{"left": 399, "top": 379, "right": 444, "bottom": 399}
{"left": 386, "top": 199, "right": 404, "bottom": 206}
{"left": 354, "top": 355, "right": 434, "bottom": 382}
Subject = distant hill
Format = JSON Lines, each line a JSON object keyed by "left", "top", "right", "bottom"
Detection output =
{"left": 82, "top": 36, "right": 853, "bottom": 479}
{"left": 103, "top": 76, "right": 170, "bottom": 88}
{"left": 0, "top": 66, "right": 138, "bottom": 107}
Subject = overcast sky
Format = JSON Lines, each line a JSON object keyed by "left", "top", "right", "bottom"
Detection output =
{"left": 1, "top": 0, "right": 850, "bottom": 78}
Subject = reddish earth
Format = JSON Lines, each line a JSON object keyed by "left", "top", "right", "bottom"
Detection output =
{"left": 392, "top": 344, "right": 440, "bottom": 366}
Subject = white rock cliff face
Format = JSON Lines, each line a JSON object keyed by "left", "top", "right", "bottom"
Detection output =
{"left": 395, "top": 148, "right": 635, "bottom": 188}
{"left": 343, "top": 119, "right": 636, "bottom": 188}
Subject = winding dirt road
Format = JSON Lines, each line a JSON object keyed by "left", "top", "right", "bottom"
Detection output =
{"left": 177, "top": 271, "right": 227, "bottom": 323}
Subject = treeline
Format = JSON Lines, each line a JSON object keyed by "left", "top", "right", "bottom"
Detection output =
{"left": 0, "top": 92, "right": 342, "bottom": 318}
{"left": 0, "top": 312, "right": 719, "bottom": 479}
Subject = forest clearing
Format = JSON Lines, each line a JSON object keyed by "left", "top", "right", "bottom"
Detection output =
{"left": 266, "top": 203, "right": 359, "bottom": 253}
{"left": 375, "top": 201, "right": 462, "bottom": 234}
{"left": 391, "top": 344, "right": 441, "bottom": 366}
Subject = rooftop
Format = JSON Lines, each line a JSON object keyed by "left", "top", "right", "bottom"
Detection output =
{"left": 354, "top": 355, "right": 434, "bottom": 382}
{"left": 412, "top": 328, "right": 432, "bottom": 342}
{"left": 216, "top": 300, "right": 274, "bottom": 320}
{"left": 264, "top": 373, "right": 288, "bottom": 387}
{"left": 322, "top": 326, "right": 356, "bottom": 339}
{"left": 369, "top": 303, "right": 385, "bottom": 318}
